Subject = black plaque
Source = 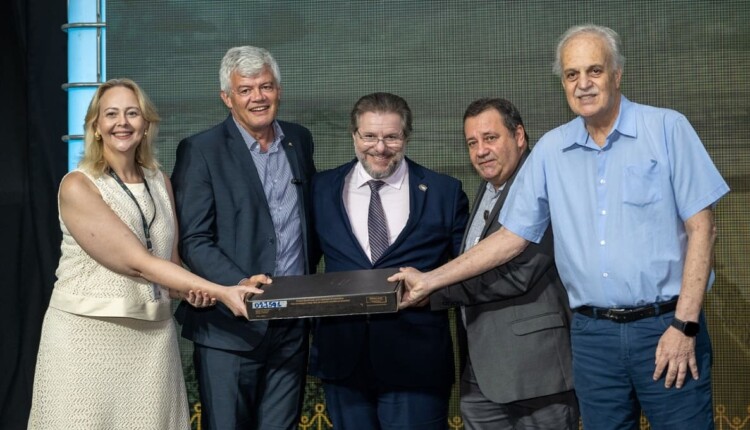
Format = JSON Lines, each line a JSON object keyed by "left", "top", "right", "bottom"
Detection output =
{"left": 246, "top": 268, "right": 402, "bottom": 320}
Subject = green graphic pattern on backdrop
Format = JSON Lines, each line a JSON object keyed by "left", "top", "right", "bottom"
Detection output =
{"left": 108, "top": 1, "right": 750, "bottom": 428}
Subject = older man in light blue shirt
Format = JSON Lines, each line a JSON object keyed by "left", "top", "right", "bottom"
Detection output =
{"left": 393, "top": 24, "right": 728, "bottom": 430}
{"left": 502, "top": 95, "right": 728, "bottom": 310}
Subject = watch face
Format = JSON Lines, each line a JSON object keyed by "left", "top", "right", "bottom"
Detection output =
{"left": 684, "top": 321, "right": 700, "bottom": 336}
{"left": 672, "top": 318, "right": 700, "bottom": 337}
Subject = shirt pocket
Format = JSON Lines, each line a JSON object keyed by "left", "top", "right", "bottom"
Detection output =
{"left": 622, "top": 160, "right": 663, "bottom": 206}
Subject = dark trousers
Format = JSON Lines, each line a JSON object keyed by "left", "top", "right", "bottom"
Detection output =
{"left": 194, "top": 319, "right": 308, "bottom": 430}
{"left": 571, "top": 311, "right": 713, "bottom": 430}
{"left": 322, "top": 344, "right": 450, "bottom": 430}
{"left": 459, "top": 360, "right": 579, "bottom": 430}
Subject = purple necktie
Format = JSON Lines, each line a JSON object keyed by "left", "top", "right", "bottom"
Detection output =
{"left": 367, "top": 180, "right": 389, "bottom": 262}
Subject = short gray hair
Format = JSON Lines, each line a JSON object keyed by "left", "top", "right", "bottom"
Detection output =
{"left": 220, "top": 46, "right": 281, "bottom": 93}
{"left": 553, "top": 24, "right": 625, "bottom": 77}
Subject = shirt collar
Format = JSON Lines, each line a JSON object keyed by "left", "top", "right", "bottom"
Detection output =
{"left": 233, "top": 118, "right": 285, "bottom": 153}
{"left": 562, "top": 95, "right": 637, "bottom": 152}
{"left": 354, "top": 158, "right": 408, "bottom": 190}
{"left": 485, "top": 181, "right": 505, "bottom": 195}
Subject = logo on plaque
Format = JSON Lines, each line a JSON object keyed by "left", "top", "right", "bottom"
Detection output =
{"left": 366, "top": 296, "right": 388, "bottom": 305}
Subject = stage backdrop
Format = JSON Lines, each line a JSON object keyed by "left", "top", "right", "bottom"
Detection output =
{"left": 107, "top": 1, "right": 749, "bottom": 428}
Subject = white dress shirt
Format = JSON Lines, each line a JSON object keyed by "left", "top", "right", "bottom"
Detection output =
{"left": 343, "top": 160, "right": 410, "bottom": 262}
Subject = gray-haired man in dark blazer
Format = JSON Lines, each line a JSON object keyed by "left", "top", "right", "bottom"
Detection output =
{"left": 171, "top": 46, "right": 318, "bottom": 430}
{"left": 431, "top": 98, "right": 579, "bottom": 429}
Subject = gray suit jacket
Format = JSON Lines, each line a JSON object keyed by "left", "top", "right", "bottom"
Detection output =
{"left": 431, "top": 150, "right": 574, "bottom": 404}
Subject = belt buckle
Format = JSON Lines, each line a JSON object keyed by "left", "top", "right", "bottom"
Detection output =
{"left": 605, "top": 308, "right": 627, "bottom": 322}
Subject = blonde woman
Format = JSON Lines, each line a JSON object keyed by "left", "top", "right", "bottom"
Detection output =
{"left": 28, "top": 78, "right": 268, "bottom": 429}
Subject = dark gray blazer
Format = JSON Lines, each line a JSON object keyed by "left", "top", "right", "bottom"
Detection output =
{"left": 431, "top": 150, "right": 575, "bottom": 404}
{"left": 171, "top": 115, "right": 318, "bottom": 351}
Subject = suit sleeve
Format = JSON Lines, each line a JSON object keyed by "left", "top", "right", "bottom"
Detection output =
{"left": 171, "top": 138, "right": 246, "bottom": 285}
{"left": 450, "top": 181, "right": 470, "bottom": 258}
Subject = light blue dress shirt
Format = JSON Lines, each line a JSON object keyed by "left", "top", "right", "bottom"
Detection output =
{"left": 235, "top": 119, "right": 305, "bottom": 277}
{"left": 463, "top": 182, "right": 503, "bottom": 252}
{"left": 499, "top": 96, "right": 729, "bottom": 308}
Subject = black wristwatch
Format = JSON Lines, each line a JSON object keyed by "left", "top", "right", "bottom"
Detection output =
{"left": 671, "top": 317, "right": 700, "bottom": 337}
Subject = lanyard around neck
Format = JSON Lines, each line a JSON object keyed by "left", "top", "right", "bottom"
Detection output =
{"left": 108, "top": 168, "right": 156, "bottom": 252}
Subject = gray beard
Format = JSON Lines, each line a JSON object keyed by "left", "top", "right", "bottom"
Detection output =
{"left": 358, "top": 152, "right": 404, "bottom": 179}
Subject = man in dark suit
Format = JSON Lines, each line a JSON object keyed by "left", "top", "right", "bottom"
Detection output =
{"left": 310, "top": 92, "right": 469, "bottom": 430}
{"left": 171, "top": 46, "right": 318, "bottom": 430}
{"left": 430, "top": 98, "right": 579, "bottom": 429}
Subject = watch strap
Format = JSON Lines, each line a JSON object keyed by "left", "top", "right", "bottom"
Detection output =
{"left": 671, "top": 317, "right": 699, "bottom": 337}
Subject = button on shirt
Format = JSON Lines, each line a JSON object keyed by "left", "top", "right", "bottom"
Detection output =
{"left": 460, "top": 181, "right": 503, "bottom": 326}
{"left": 499, "top": 96, "right": 729, "bottom": 308}
{"left": 343, "top": 160, "right": 410, "bottom": 262}
{"left": 235, "top": 119, "right": 304, "bottom": 276}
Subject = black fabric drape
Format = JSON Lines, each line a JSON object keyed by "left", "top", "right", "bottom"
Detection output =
{"left": 1, "top": 0, "right": 67, "bottom": 428}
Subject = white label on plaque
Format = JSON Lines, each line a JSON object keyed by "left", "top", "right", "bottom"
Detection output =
{"left": 252, "top": 300, "right": 288, "bottom": 309}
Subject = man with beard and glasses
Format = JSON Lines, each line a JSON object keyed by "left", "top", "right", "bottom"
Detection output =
{"left": 309, "top": 92, "right": 469, "bottom": 430}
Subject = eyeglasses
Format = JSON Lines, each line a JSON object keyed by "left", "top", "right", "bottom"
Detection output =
{"left": 355, "top": 130, "right": 405, "bottom": 146}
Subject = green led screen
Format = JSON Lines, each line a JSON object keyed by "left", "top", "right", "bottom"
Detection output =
{"left": 108, "top": 1, "right": 750, "bottom": 428}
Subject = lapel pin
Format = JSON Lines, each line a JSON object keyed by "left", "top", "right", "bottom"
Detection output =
{"left": 419, "top": 184, "right": 428, "bottom": 192}
{"left": 287, "top": 141, "right": 294, "bottom": 147}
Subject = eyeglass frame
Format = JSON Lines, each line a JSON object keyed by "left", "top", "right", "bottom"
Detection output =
{"left": 354, "top": 129, "right": 405, "bottom": 147}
